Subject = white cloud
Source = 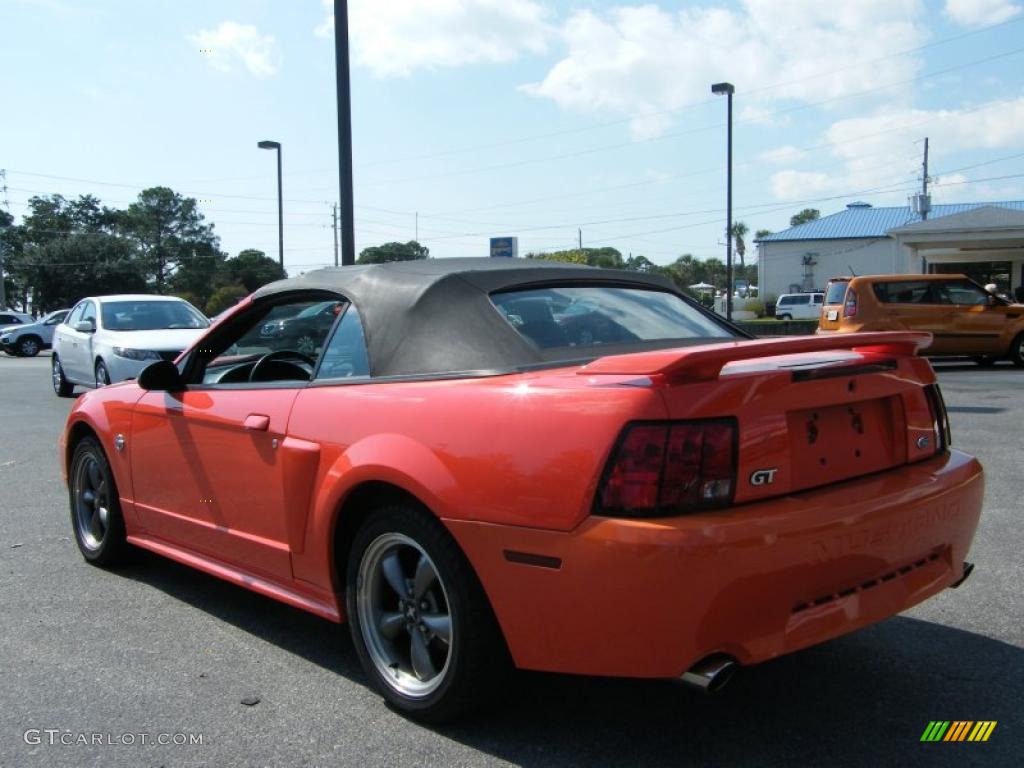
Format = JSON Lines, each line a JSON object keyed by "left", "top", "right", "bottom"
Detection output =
{"left": 943, "top": 0, "right": 1022, "bottom": 27}
{"left": 190, "top": 21, "right": 279, "bottom": 78}
{"left": 522, "top": 1, "right": 928, "bottom": 138}
{"left": 316, "top": 0, "right": 552, "bottom": 77}
{"left": 767, "top": 97, "right": 1024, "bottom": 201}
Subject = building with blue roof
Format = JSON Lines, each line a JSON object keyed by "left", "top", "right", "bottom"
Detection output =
{"left": 755, "top": 200, "right": 1024, "bottom": 299}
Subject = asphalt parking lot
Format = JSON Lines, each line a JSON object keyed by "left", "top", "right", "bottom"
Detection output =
{"left": 1, "top": 354, "right": 1020, "bottom": 767}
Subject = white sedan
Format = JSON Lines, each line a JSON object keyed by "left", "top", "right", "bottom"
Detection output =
{"left": 51, "top": 295, "right": 209, "bottom": 395}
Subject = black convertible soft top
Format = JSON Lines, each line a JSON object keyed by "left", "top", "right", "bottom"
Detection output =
{"left": 251, "top": 258, "right": 737, "bottom": 378}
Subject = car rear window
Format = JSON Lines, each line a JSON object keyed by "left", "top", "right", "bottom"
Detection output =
{"left": 490, "top": 286, "right": 732, "bottom": 350}
{"left": 825, "top": 282, "right": 849, "bottom": 305}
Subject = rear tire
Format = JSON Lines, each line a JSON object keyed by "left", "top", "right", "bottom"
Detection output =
{"left": 68, "top": 437, "right": 129, "bottom": 566}
{"left": 52, "top": 355, "right": 74, "bottom": 397}
{"left": 1010, "top": 332, "right": 1024, "bottom": 367}
{"left": 345, "top": 503, "right": 509, "bottom": 723}
{"left": 777, "top": 313, "right": 791, "bottom": 321}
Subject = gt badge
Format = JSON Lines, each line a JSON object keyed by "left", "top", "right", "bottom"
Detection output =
{"left": 750, "top": 468, "right": 777, "bottom": 486}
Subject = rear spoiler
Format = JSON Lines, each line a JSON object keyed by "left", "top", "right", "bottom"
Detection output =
{"left": 578, "top": 332, "right": 931, "bottom": 383}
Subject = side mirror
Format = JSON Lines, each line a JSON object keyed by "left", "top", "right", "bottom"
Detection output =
{"left": 137, "top": 359, "right": 185, "bottom": 392}
{"left": 74, "top": 319, "right": 96, "bottom": 333}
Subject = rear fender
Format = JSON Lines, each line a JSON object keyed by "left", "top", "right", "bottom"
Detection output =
{"left": 292, "top": 433, "right": 458, "bottom": 590}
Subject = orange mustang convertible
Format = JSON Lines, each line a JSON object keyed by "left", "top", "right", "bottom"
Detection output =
{"left": 61, "top": 259, "right": 983, "bottom": 721}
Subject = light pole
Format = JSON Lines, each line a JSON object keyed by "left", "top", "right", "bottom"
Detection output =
{"left": 334, "top": 0, "right": 355, "bottom": 266}
{"left": 258, "top": 140, "right": 284, "bottom": 269}
{"left": 711, "top": 82, "right": 734, "bottom": 321}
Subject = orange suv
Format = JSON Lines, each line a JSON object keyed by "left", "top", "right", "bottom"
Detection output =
{"left": 819, "top": 274, "right": 1024, "bottom": 366}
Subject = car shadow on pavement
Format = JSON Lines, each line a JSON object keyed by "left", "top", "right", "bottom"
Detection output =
{"left": 118, "top": 549, "right": 1020, "bottom": 766}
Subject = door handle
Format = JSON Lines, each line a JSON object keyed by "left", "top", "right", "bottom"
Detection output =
{"left": 243, "top": 414, "right": 271, "bottom": 431}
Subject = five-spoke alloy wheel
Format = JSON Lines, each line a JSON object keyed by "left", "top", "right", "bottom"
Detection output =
{"left": 69, "top": 437, "right": 128, "bottom": 566}
{"left": 346, "top": 504, "right": 508, "bottom": 722}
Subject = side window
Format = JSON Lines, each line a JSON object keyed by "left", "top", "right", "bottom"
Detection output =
{"left": 873, "top": 281, "right": 933, "bottom": 304}
{"left": 65, "top": 303, "right": 85, "bottom": 326}
{"left": 197, "top": 297, "right": 346, "bottom": 385}
{"left": 80, "top": 301, "right": 96, "bottom": 325}
{"left": 792, "top": 295, "right": 811, "bottom": 306}
{"left": 943, "top": 281, "right": 989, "bottom": 306}
{"left": 0, "top": 314, "right": 15, "bottom": 324}
{"left": 316, "top": 305, "right": 370, "bottom": 380}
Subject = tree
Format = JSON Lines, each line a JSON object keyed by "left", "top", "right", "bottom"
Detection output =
{"left": 205, "top": 284, "right": 249, "bottom": 317}
{"left": 169, "top": 243, "right": 227, "bottom": 307}
{"left": 118, "top": 187, "right": 219, "bottom": 290}
{"left": 357, "top": 240, "right": 429, "bottom": 264}
{"left": 730, "top": 221, "right": 749, "bottom": 271}
{"left": 755, "top": 228, "right": 773, "bottom": 240}
{"left": 528, "top": 247, "right": 623, "bottom": 268}
{"left": 222, "top": 249, "right": 286, "bottom": 292}
{"left": 789, "top": 208, "right": 820, "bottom": 228}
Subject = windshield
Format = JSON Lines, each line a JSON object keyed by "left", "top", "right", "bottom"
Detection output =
{"left": 825, "top": 282, "right": 849, "bottom": 305}
{"left": 491, "top": 286, "right": 732, "bottom": 350}
{"left": 100, "top": 300, "right": 209, "bottom": 331}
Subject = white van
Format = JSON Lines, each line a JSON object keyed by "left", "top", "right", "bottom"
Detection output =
{"left": 775, "top": 293, "right": 824, "bottom": 320}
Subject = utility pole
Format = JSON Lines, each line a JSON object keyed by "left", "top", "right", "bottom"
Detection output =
{"left": 334, "top": 0, "right": 356, "bottom": 266}
{"left": 921, "top": 137, "right": 930, "bottom": 221}
{"left": 0, "top": 169, "right": 8, "bottom": 310}
{"left": 578, "top": 227, "right": 582, "bottom": 251}
{"left": 332, "top": 203, "right": 339, "bottom": 267}
{"left": 415, "top": 212, "right": 418, "bottom": 243}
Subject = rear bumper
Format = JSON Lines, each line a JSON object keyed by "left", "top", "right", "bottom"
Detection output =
{"left": 446, "top": 449, "right": 983, "bottom": 678}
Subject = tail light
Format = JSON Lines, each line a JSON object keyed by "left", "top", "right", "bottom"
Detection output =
{"left": 924, "top": 383, "right": 951, "bottom": 451}
{"left": 595, "top": 420, "right": 737, "bottom": 517}
{"left": 843, "top": 288, "right": 858, "bottom": 318}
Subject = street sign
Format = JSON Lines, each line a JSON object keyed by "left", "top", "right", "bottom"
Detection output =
{"left": 489, "top": 237, "right": 518, "bottom": 258}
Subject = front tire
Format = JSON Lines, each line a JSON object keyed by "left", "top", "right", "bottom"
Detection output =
{"left": 52, "top": 355, "right": 74, "bottom": 397}
{"left": 1010, "top": 332, "right": 1024, "bottom": 367}
{"left": 95, "top": 360, "right": 111, "bottom": 388}
{"left": 69, "top": 437, "right": 129, "bottom": 566}
{"left": 17, "top": 336, "right": 41, "bottom": 357}
{"left": 777, "top": 313, "right": 792, "bottom": 321}
{"left": 346, "top": 504, "right": 508, "bottom": 723}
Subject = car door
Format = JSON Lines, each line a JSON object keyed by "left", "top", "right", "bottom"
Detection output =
{"left": 945, "top": 280, "right": 1006, "bottom": 354}
{"left": 57, "top": 302, "right": 92, "bottom": 382}
{"left": 128, "top": 295, "right": 343, "bottom": 582}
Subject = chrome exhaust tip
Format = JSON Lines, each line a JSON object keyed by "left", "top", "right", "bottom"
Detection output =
{"left": 679, "top": 655, "right": 738, "bottom": 694}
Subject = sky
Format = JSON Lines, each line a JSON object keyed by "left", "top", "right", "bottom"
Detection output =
{"left": 3, "top": 0, "right": 1024, "bottom": 274}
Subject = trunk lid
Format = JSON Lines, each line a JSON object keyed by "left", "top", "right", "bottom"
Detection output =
{"left": 580, "top": 332, "right": 942, "bottom": 503}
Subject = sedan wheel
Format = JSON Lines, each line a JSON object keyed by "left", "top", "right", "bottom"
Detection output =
{"left": 69, "top": 437, "right": 128, "bottom": 565}
{"left": 17, "top": 337, "right": 40, "bottom": 357}
{"left": 52, "top": 355, "right": 73, "bottom": 397}
{"left": 346, "top": 504, "right": 508, "bottom": 722}
{"left": 95, "top": 360, "right": 111, "bottom": 388}
{"left": 296, "top": 334, "right": 317, "bottom": 357}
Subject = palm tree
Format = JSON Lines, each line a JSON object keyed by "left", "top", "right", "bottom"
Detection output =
{"left": 730, "top": 221, "right": 749, "bottom": 271}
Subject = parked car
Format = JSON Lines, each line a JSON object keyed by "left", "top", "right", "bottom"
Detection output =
{"left": 818, "top": 274, "right": 1024, "bottom": 366}
{"left": 774, "top": 292, "right": 824, "bottom": 320}
{"left": 61, "top": 259, "right": 982, "bottom": 722}
{"left": 0, "top": 310, "right": 34, "bottom": 328}
{"left": 1, "top": 309, "right": 70, "bottom": 356}
{"left": 51, "top": 295, "right": 209, "bottom": 394}
{"left": 243, "top": 298, "right": 344, "bottom": 356}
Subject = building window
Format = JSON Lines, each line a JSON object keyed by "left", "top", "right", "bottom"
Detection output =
{"left": 929, "top": 261, "right": 1011, "bottom": 292}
